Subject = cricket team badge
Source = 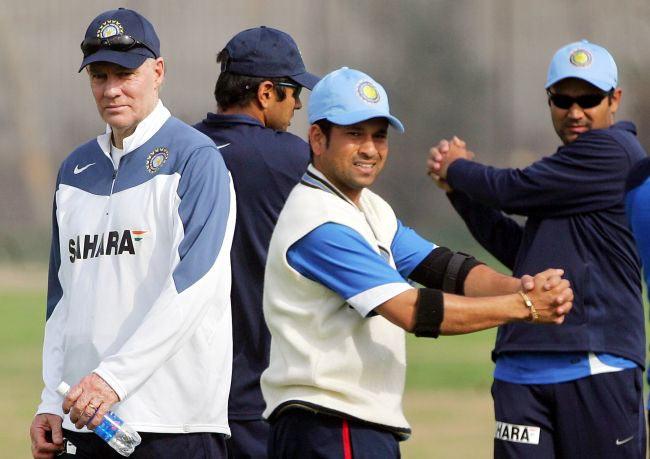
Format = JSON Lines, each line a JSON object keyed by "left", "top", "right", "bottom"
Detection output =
{"left": 96, "top": 19, "right": 124, "bottom": 38}
{"left": 569, "top": 48, "right": 592, "bottom": 67}
{"left": 357, "top": 80, "right": 381, "bottom": 104}
{"left": 146, "top": 147, "right": 169, "bottom": 174}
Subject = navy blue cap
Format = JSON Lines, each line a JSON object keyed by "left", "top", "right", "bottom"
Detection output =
{"left": 222, "top": 26, "right": 319, "bottom": 90}
{"left": 79, "top": 8, "right": 160, "bottom": 72}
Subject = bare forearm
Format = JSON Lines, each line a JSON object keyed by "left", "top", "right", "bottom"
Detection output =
{"left": 375, "top": 272, "right": 571, "bottom": 335}
{"left": 440, "top": 292, "right": 528, "bottom": 335}
{"left": 375, "top": 288, "right": 528, "bottom": 334}
{"left": 463, "top": 265, "right": 520, "bottom": 297}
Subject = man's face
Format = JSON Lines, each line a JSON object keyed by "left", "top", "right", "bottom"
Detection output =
{"left": 265, "top": 85, "right": 302, "bottom": 132}
{"left": 87, "top": 58, "right": 164, "bottom": 136}
{"left": 548, "top": 77, "right": 621, "bottom": 145}
{"left": 311, "top": 118, "right": 389, "bottom": 203}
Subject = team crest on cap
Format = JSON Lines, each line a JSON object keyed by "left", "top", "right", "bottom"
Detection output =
{"left": 96, "top": 20, "right": 124, "bottom": 38}
{"left": 357, "top": 81, "right": 380, "bottom": 104}
{"left": 146, "top": 147, "right": 169, "bottom": 174}
{"left": 569, "top": 49, "right": 592, "bottom": 67}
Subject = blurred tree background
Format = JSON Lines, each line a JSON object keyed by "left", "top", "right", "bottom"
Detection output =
{"left": 2, "top": 0, "right": 650, "bottom": 261}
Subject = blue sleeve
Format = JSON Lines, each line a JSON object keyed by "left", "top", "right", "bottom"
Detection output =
{"left": 173, "top": 147, "right": 233, "bottom": 293}
{"left": 446, "top": 131, "right": 632, "bottom": 218}
{"left": 447, "top": 191, "right": 523, "bottom": 270}
{"left": 287, "top": 223, "right": 413, "bottom": 316}
{"left": 46, "top": 174, "right": 63, "bottom": 320}
{"left": 390, "top": 220, "right": 436, "bottom": 278}
{"left": 626, "top": 176, "right": 650, "bottom": 297}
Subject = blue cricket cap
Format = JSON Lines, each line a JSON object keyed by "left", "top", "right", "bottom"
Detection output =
{"left": 222, "top": 26, "right": 319, "bottom": 90}
{"left": 545, "top": 40, "right": 617, "bottom": 91}
{"left": 308, "top": 67, "right": 404, "bottom": 133}
{"left": 79, "top": 8, "right": 160, "bottom": 72}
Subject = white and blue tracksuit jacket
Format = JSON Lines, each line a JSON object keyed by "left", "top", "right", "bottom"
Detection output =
{"left": 37, "top": 102, "right": 236, "bottom": 435}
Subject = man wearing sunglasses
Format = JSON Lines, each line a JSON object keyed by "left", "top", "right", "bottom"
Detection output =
{"left": 193, "top": 26, "right": 319, "bottom": 458}
{"left": 427, "top": 40, "right": 646, "bottom": 458}
{"left": 30, "top": 8, "right": 236, "bottom": 458}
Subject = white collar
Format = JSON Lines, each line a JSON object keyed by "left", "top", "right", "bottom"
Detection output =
{"left": 96, "top": 100, "right": 171, "bottom": 157}
{"left": 304, "top": 163, "right": 361, "bottom": 209}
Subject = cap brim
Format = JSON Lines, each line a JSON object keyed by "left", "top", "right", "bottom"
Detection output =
{"left": 320, "top": 109, "right": 404, "bottom": 133}
{"left": 545, "top": 74, "right": 613, "bottom": 91}
{"left": 290, "top": 71, "right": 320, "bottom": 90}
{"left": 78, "top": 49, "right": 150, "bottom": 72}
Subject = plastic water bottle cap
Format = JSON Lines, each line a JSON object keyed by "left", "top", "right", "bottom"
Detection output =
{"left": 56, "top": 381, "right": 70, "bottom": 396}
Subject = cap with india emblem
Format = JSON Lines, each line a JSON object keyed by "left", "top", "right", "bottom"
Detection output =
{"left": 308, "top": 67, "right": 404, "bottom": 133}
{"left": 545, "top": 39, "right": 617, "bottom": 91}
{"left": 79, "top": 8, "right": 160, "bottom": 72}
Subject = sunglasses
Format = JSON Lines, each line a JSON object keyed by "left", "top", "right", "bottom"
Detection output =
{"left": 81, "top": 35, "right": 158, "bottom": 58}
{"left": 277, "top": 82, "right": 302, "bottom": 99}
{"left": 546, "top": 90, "right": 612, "bottom": 110}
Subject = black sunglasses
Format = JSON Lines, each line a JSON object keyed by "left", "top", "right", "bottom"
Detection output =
{"left": 546, "top": 90, "right": 612, "bottom": 110}
{"left": 81, "top": 35, "right": 158, "bottom": 58}
{"left": 277, "top": 82, "right": 302, "bottom": 99}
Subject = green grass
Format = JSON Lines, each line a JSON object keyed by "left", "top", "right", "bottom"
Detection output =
{"left": 406, "top": 330, "right": 496, "bottom": 390}
{"left": 0, "top": 290, "right": 46, "bottom": 458}
{"left": 0, "top": 288, "right": 498, "bottom": 457}
{"left": 5, "top": 287, "right": 647, "bottom": 458}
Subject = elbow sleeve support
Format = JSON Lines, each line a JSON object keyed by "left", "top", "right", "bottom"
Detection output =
{"left": 410, "top": 247, "right": 484, "bottom": 294}
{"left": 414, "top": 288, "right": 444, "bottom": 338}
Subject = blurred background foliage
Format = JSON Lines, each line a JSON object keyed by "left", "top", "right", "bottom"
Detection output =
{"left": 2, "top": 0, "right": 650, "bottom": 261}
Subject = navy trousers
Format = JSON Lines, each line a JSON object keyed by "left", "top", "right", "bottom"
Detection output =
{"left": 268, "top": 408, "right": 401, "bottom": 458}
{"left": 60, "top": 429, "right": 227, "bottom": 458}
{"left": 227, "top": 419, "right": 269, "bottom": 458}
{"left": 492, "top": 368, "right": 646, "bottom": 458}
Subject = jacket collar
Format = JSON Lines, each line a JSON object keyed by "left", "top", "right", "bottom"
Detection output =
{"left": 300, "top": 164, "right": 359, "bottom": 209}
{"left": 96, "top": 100, "right": 171, "bottom": 157}
{"left": 201, "top": 112, "right": 265, "bottom": 128}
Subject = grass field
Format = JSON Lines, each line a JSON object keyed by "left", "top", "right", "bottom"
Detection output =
{"left": 1, "top": 284, "right": 497, "bottom": 458}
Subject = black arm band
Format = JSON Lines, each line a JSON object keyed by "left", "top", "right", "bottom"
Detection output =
{"left": 443, "top": 252, "right": 484, "bottom": 295}
{"left": 410, "top": 248, "right": 484, "bottom": 294}
{"left": 409, "top": 247, "right": 453, "bottom": 289}
{"left": 413, "top": 288, "right": 444, "bottom": 338}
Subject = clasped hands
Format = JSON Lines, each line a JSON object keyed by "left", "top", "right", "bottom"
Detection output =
{"left": 427, "top": 136, "right": 474, "bottom": 191}
{"left": 519, "top": 269, "right": 573, "bottom": 324}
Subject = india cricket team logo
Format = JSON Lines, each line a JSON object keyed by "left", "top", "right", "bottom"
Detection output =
{"left": 96, "top": 20, "right": 124, "bottom": 38}
{"left": 146, "top": 147, "right": 169, "bottom": 174}
{"left": 569, "top": 49, "right": 592, "bottom": 67}
{"left": 357, "top": 81, "right": 381, "bottom": 104}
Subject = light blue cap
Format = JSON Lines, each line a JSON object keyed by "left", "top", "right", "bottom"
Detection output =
{"left": 545, "top": 40, "right": 617, "bottom": 91}
{"left": 308, "top": 67, "right": 404, "bottom": 133}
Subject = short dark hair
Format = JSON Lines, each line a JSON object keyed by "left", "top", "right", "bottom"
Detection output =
{"left": 309, "top": 119, "right": 334, "bottom": 160}
{"left": 214, "top": 49, "right": 293, "bottom": 110}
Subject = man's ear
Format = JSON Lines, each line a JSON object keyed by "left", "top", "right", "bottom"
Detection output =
{"left": 152, "top": 57, "right": 165, "bottom": 91}
{"left": 608, "top": 87, "right": 622, "bottom": 116}
{"left": 257, "top": 81, "right": 275, "bottom": 109}
{"left": 309, "top": 124, "right": 327, "bottom": 158}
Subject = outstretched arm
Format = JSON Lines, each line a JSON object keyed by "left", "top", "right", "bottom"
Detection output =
{"left": 428, "top": 133, "right": 632, "bottom": 217}
{"left": 287, "top": 222, "right": 571, "bottom": 338}
{"left": 376, "top": 268, "right": 572, "bottom": 335}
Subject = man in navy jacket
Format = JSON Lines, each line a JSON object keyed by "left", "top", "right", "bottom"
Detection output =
{"left": 428, "top": 40, "right": 646, "bottom": 458}
{"left": 194, "top": 27, "right": 319, "bottom": 458}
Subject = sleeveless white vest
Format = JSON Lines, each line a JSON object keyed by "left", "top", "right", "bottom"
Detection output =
{"left": 261, "top": 166, "right": 410, "bottom": 437}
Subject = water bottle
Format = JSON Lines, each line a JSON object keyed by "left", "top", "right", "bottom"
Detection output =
{"left": 56, "top": 381, "right": 142, "bottom": 457}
